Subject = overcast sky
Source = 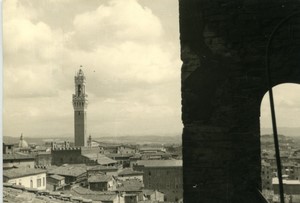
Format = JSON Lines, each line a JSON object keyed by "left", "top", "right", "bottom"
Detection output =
{"left": 4, "top": 0, "right": 182, "bottom": 138}
{"left": 3, "top": 0, "right": 300, "bottom": 138}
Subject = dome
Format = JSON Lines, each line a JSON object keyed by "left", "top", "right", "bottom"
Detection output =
{"left": 19, "top": 134, "right": 28, "bottom": 148}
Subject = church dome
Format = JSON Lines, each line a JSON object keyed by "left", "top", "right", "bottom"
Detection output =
{"left": 18, "top": 134, "right": 28, "bottom": 148}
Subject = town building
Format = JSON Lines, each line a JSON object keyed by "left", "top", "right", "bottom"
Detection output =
{"left": 35, "top": 151, "right": 52, "bottom": 167}
{"left": 133, "top": 160, "right": 182, "bottom": 202}
{"left": 73, "top": 68, "right": 88, "bottom": 147}
{"left": 142, "top": 189, "right": 164, "bottom": 202}
{"left": 118, "top": 168, "right": 144, "bottom": 181}
{"left": 47, "top": 174, "right": 66, "bottom": 191}
{"left": 117, "top": 179, "right": 144, "bottom": 203}
{"left": 3, "top": 143, "right": 14, "bottom": 154}
{"left": 47, "top": 164, "right": 87, "bottom": 185}
{"left": 51, "top": 147, "right": 84, "bottom": 165}
{"left": 261, "top": 160, "right": 272, "bottom": 190}
{"left": 87, "top": 165, "right": 121, "bottom": 177}
{"left": 3, "top": 168, "right": 47, "bottom": 190}
{"left": 88, "top": 174, "right": 116, "bottom": 191}
{"left": 71, "top": 186, "right": 125, "bottom": 203}
{"left": 3, "top": 153, "right": 35, "bottom": 170}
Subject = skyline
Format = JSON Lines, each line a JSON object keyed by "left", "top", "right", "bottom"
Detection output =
{"left": 3, "top": 0, "right": 300, "bottom": 138}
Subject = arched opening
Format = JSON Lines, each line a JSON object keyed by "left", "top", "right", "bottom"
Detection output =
{"left": 260, "top": 83, "right": 300, "bottom": 200}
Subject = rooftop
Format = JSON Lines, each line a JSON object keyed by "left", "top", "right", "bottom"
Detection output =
{"left": 117, "top": 179, "right": 144, "bottom": 192}
{"left": 118, "top": 168, "right": 143, "bottom": 176}
{"left": 88, "top": 174, "right": 113, "bottom": 183}
{"left": 49, "top": 174, "right": 65, "bottom": 181}
{"left": 71, "top": 186, "right": 118, "bottom": 201}
{"left": 4, "top": 168, "right": 46, "bottom": 179}
{"left": 82, "top": 153, "right": 117, "bottom": 165}
{"left": 48, "top": 164, "right": 87, "bottom": 177}
{"left": 3, "top": 153, "right": 35, "bottom": 161}
{"left": 87, "top": 165, "right": 119, "bottom": 171}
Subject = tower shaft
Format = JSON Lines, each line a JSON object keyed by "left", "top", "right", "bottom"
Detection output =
{"left": 72, "top": 69, "right": 88, "bottom": 147}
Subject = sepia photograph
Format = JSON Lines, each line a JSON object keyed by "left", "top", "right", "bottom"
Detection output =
{"left": 3, "top": 0, "right": 182, "bottom": 202}
{"left": 3, "top": 0, "right": 300, "bottom": 203}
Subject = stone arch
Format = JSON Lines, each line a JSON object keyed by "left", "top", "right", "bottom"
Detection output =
{"left": 180, "top": 1, "right": 300, "bottom": 202}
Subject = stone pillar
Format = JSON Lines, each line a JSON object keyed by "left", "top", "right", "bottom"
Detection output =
{"left": 180, "top": 0, "right": 300, "bottom": 202}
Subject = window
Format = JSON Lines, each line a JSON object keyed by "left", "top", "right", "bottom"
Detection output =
{"left": 43, "top": 177, "right": 45, "bottom": 186}
{"left": 30, "top": 180, "right": 33, "bottom": 188}
{"left": 37, "top": 178, "right": 41, "bottom": 187}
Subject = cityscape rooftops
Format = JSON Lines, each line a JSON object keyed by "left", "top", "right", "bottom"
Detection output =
{"left": 71, "top": 186, "right": 118, "bottom": 201}
{"left": 117, "top": 179, "right": 144, "bottom": 192}
{"left": 118, "top": 168, "right": 143, "bottom": 176}
{"left": 3, "top": 153, "right": 35, "bottom": 161}
{"left": 49, "top": 174, "right": 65, "bottom": 181}
{"left": 48, "top": 164, "right": 87, "bottom": 177}
{"left": 88, "top": 174, "right": 113, "bottom": 183}
{"left": 82, "top": 153, "right": 117, "bottom": 165}
{"left": 4, "top": 168, "right": 46, "bottom": 179}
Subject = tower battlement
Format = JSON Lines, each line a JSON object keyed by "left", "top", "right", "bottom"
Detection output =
{"left": 51, "top": 147, "right": 82, "bottom": 151}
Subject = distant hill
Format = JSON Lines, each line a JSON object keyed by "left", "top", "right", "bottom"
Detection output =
{"left": 3, "top": 134, "right": 182, "bottom": 145}
{"left": 94, "top": 135, "right": 182, "bottom": 145}
{"left": 261, "top": 127, "right": 300, "bottom": 137}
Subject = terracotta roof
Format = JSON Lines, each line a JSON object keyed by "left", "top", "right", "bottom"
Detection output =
{"left": 88, "top": 174, "right": 112, "bottom": 183}
{"left": 3, "top": 153, "right": 35, "bottom": 161}
{"left": 82, "top": 153, "right": 117, "bottom": 165}
{"left": 117, "top": 179, "right": 144, "bottom": 192}
{"left": 49, "top": 174, "right": 65, "bottom": 181}
{"left": 48, "top": 164, "right": 87, "bottom": 177}
{"left": 4, "top": 168, "right": 46, "bottom": 179}
{"left": 118, "top": 168, "right": 143, "bottom": 176}
{"left": 71, "top": 186, "right": 118, "bottom": 201}
{"left": 87, "top": 165, "right": 119, "bottom": 172}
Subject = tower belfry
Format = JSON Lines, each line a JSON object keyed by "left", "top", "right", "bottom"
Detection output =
{"left": 72, "top": 68, "right": 88, "bottom": 146}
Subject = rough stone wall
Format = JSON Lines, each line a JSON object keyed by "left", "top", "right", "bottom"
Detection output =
{"left": 51, "top": 148, "right": 82, "bottom": 165}
{"left": 180, "top": 1, "right": 300, "bottom": 202}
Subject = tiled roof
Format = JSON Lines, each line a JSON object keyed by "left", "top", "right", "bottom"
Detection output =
{"left": 4, "top": 168, "right": 46, "bottom": 179}
{"left": 118, "top": 168, "right": 143, "bottom": 176}
{"left": 82, "top": 153, "right": 117, "bottom": 165}
{"left": 3, "top": 153, "right": 35, "bottom": 161}
{"left": 87, "top": 165, "right": 119, "bottom": 171}
{"left": 88, "top": 174, "right": 112, "bottom": 183}
{"left": 49, "top": 174, "right": 65, "bottom": 181}
{"left": 136, "top": 160, "right": 182, "bottom": 167}
{"left": 48, "top": 164, "right": 87, "bottom": 177}
{"left": 117, "top": 179, "right": 144, "bottom": 192}
{"left": 71, "top": 186, "right": 118, "bottom": 201}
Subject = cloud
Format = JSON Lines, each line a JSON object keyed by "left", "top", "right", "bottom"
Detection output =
{"left": 72, "top": 0, "right": 163, "bottom": 50}
{"left": 260, "top": 83, "right": 300, "bottom": 128}
{"left": 3, "top": 0, "right": 183, "bottom": 137}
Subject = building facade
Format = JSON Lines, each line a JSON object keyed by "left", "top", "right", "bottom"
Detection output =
{"left": 3, "top": 168, "right": 47, "bottom": 190}
{"left": 134, "top": 160, "right": 183, "bottom": 202}
{"left": 72, "top": 68, "right": 88, "bottom": 147}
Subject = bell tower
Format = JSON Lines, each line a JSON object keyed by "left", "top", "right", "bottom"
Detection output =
{"left": 72, "top": 67, "right": 88, "bottom": 146}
